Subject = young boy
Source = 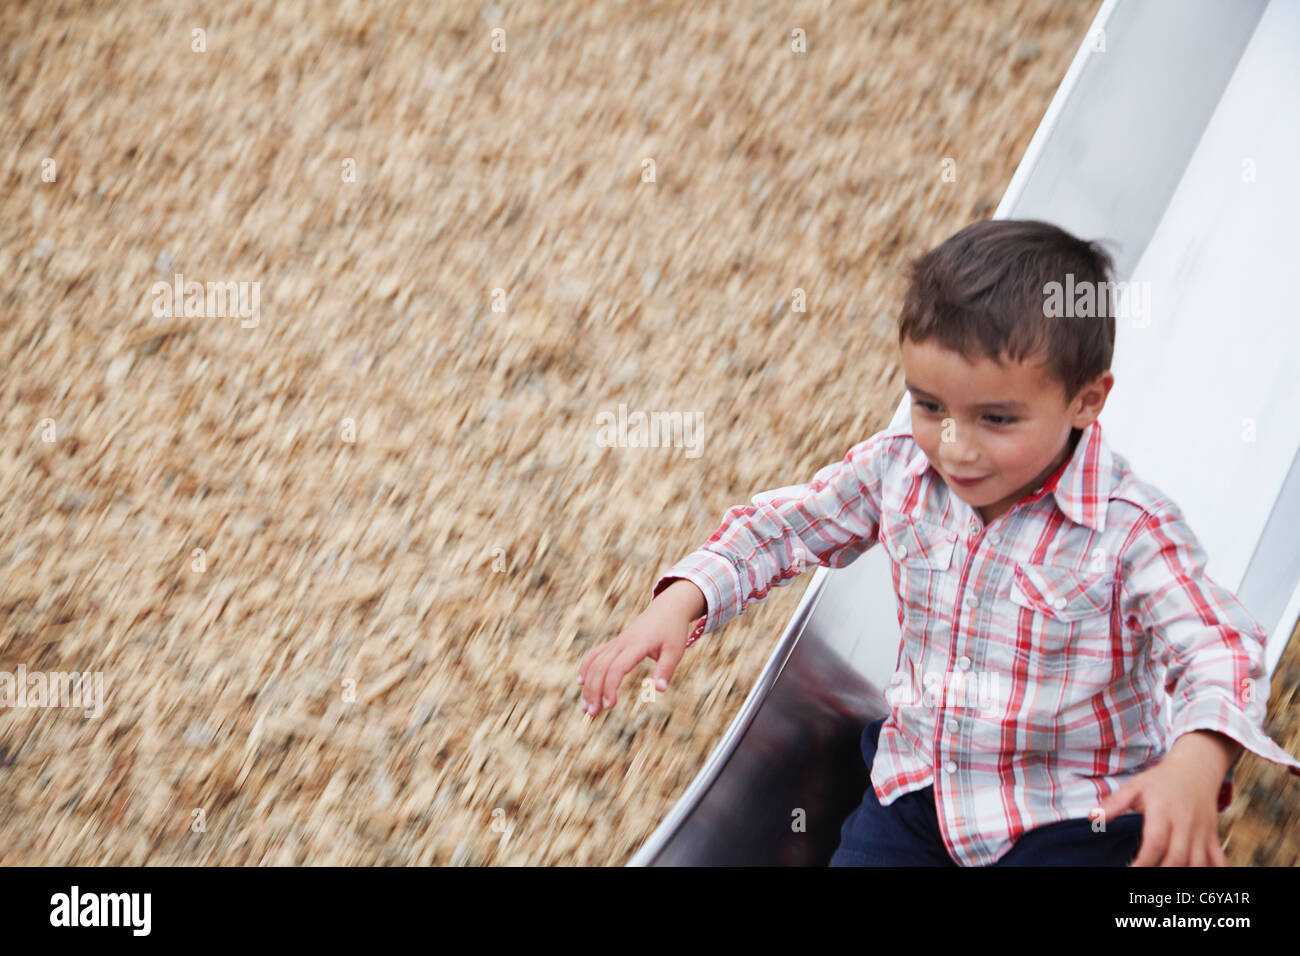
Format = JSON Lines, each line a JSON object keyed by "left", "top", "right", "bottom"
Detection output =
{"left": 577, "top": 219, "right": 1300, "bottom": 866}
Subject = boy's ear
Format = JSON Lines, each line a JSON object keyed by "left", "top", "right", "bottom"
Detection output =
{"left": 1070, "top": 370, "right": 1114, "bottom": 427}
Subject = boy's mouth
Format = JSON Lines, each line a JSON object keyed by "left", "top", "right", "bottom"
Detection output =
{"left": 947, "top": 473, "right": 988, "bottom": 487}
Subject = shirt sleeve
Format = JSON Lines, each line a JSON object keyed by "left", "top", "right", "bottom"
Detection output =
{"left": 650, "top": 430, "right": 891, "bottom": 648}
{"left": 1118, "top": 502, "right": 1300, "bottom": 807}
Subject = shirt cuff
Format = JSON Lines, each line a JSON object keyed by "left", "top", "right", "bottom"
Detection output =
{"left": 1168, "top": 691, "right": 1300, "bottom": 813}
{"left": 651, "top": 549, "right": 743, "bottom": 649}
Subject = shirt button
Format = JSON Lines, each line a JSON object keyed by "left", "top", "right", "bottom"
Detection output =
{"left": 968, "top": 522, "right": 979, "bottom": 535}
{"left": 957, "top": 656, "right": 971, "bottom": 670}
{"left": 1053, "top": 597, "right": 1067, "bottom": 610}
{"left": 987, "top": 531, "right": 1000, "bottom": 545}
{"left": 945, "top": 718, "right": 959, "bottom": 732}
{"left": 897, "top": 546, "right": 908, "bottom": 560}
{"left": 945, "top": 761, "right": 957, "bottom": 774}
{"left": 964, "top": 594, "right": 979, "bottom": 610}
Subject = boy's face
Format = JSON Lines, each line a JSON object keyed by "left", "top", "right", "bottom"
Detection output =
{"left": 900, "top": 337, "right": 1113, "bottom": 526}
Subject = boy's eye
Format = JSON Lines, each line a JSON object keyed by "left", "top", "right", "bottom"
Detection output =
{"left": 912, "top": 397, "right": 1015, "bottom": 426}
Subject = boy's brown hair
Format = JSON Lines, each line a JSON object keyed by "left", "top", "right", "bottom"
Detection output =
{"left": 897, "top": 219, "right": 1117, "bottom": 402}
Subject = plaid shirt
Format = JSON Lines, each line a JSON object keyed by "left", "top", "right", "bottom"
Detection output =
{"left": 652, "top": 402, "right": 1300, "bottom": 866}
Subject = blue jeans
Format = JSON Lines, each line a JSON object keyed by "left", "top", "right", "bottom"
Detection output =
{"left": 829, "top": 717, "right": 1145, "bottom": 866}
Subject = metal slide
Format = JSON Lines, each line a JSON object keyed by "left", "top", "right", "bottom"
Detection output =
{"left": 628, "top": 0, "right": 1300, "bottom": 866}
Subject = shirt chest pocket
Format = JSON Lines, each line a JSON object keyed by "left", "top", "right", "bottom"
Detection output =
{"left": 880, "top": 516, "right": 958, "bottom": 618}
{"left": 1005, "top": 562, "right": 1119, "bottom": 680}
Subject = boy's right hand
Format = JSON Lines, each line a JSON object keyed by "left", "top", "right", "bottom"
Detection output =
{"left": 578, "top": 582, "right": 703, "bottom": 718}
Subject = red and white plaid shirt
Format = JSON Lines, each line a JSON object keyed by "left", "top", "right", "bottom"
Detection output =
{"left": 652, "top": 402, "right": 1300, "bottom": 865}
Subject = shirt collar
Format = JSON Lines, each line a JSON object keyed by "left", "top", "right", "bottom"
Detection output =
{"left": 897, "top": 401, "right": 1114, "bottom": 532}
{"left": 1048, "top": 416, "right": 1113, "bottom": 532}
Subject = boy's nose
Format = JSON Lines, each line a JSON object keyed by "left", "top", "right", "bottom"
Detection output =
{"left": 940, "top": 449, "right": 982, "bottom": 470}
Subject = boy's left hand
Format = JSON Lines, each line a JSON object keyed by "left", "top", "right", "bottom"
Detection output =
{"left": 1097, "top": 731, "right": 1237, "bottom": 867}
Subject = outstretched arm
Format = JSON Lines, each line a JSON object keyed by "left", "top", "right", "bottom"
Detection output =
{"left": 649, "top": 429, "right": 894, "bottom": 647}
